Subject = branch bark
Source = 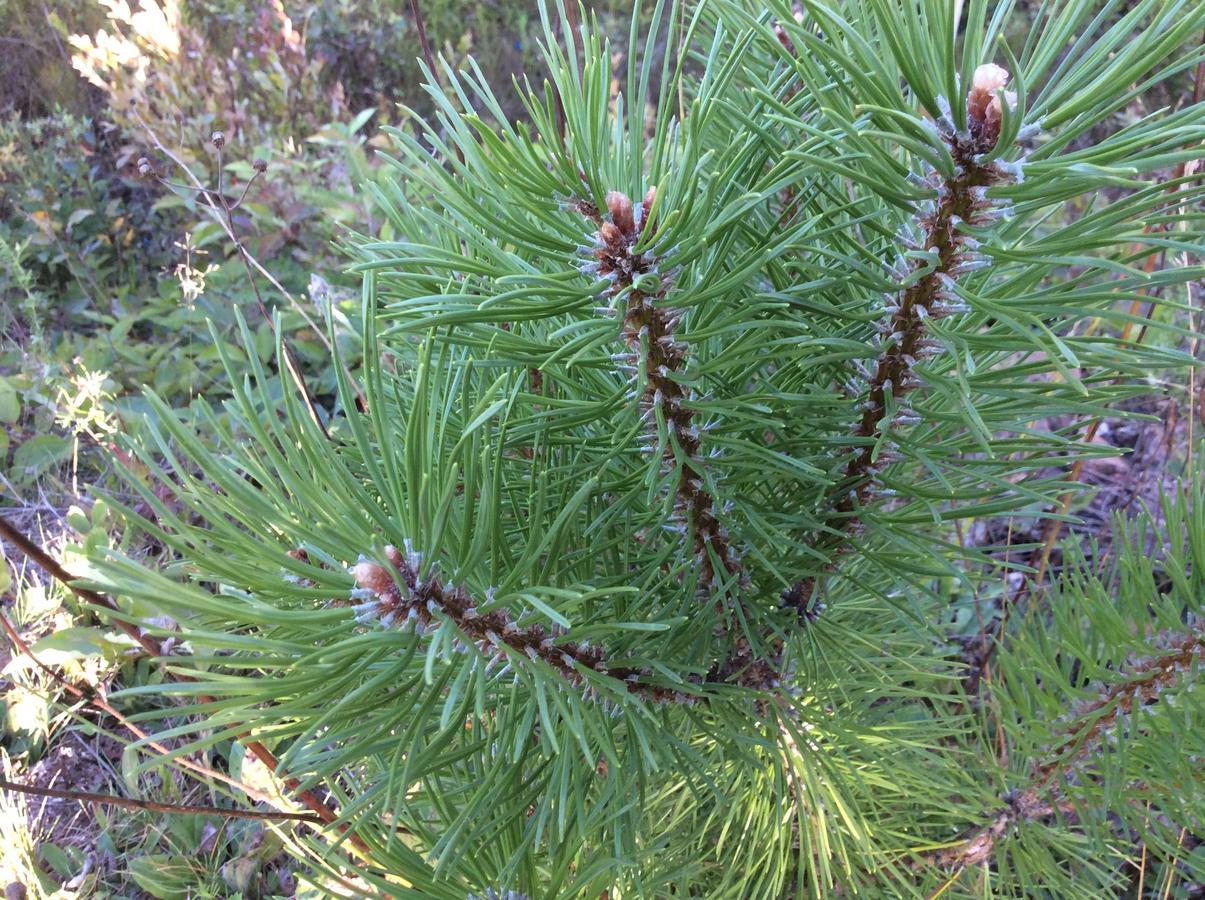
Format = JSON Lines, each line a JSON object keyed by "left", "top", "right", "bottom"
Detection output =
{"left": 0, "top": 777, "right": 323, "bottom": 825}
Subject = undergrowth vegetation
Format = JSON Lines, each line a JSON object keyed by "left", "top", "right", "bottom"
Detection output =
{"left": 1, "top": 0, "right": 1202, "bottom": 897}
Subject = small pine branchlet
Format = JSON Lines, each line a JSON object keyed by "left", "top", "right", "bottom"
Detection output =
{"left": 781, "top": 63, "right": 1025, "bottom": 619}
{"left": 351, "top": 545, "right": 697, "bottom": 705}
{"left": 923, "top": 628, "right": 1202, "bottom": 871}
{"left": 580, "top": 187, "right": 742, "bottom": 591}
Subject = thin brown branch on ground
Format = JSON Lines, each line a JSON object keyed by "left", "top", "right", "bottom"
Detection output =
{"left": 0, "top": 608, "right": 296, "bottom": 811}
{"left": 0, "top": 777, "right": 324, "bottom": 825}
{"left": 0, "top": 513, "right": 370, "bottom": 853}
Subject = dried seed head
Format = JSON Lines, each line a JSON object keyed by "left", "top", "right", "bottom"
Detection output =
{"left": 210, "top": 130, "right": 225, "bottom": 149}
{"left": 352, "top": 560, "right": 393, "bottom": 595}
{"left": 606, "top": 190, "right": 636, "bottom": 236}
{"left": 252, "top": 157, "right": 268, "bottom": 173}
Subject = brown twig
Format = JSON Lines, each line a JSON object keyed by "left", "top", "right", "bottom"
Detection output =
{"left": 353, "top": 543, "right": 702, "bottom": 705}
{"left": 0, "top": 513, "right": 370, "bottom": 853}
{"left": 0, "top": 515, "right": 157, "bottom": 656}
{"left": 0, "top": 777, "right": 323, "bottom": 825}
{"left": 921, "top": 790, "right": 1071, "bottom": 871}
{"left": 0, "top": 608, "right": 296, "bottom": 811}
{"left": 407, "top": 0, "right": 438, "bottom": 83}
{"left": 574, "top": 189, "right": 775, "bottom": 687}
{"left": 1034, "top": 631, "right": 1203, "bottom": 784}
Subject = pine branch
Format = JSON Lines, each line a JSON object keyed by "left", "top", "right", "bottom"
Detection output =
{"left": 921, "top": 791, "right": 1072, "bottom": 869}
{"left": 971, "top": 53, "right": 1205, "bottom": 694}
{"left": 574, "top": 189, "right": 775, "bottom": 691}
{"left": 352, "top": 543, "right": 701, "bottom": 705}
{"left": 580, "top": 189, "right": 743, "bottom": 590}
{"left": 920, "top": 625, "right": 1203, "bottom": 873}
{"left": 783, "top": 65, "right": 1022, "bottom": 619}
{"left": 1036, "top": 629, "right": 1203, "bottom": 783}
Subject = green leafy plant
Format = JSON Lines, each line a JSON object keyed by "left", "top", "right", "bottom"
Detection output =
{"left": 79, "top": 0, "right": 1202, "bottom": 896}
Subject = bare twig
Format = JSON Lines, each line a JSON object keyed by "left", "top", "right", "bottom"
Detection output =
{"left": 0, "top": 608, "right": 297, "bottom": 811}
{"left": 407, "top": 0, "right": 438, "bottom": 81}
{"left": 209, "top": 138, "right": 330, "bottom": 440}
{"left": 0, "top": 777, "right": 323, "bottom": 825}
{"left": 0, "top": 513, "right": 371, "bottom": 853}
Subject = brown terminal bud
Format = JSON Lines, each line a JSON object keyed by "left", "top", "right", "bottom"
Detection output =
{"left": 967, "top": 64, "right": 1012, "bottom": 151}
{"left": 598, "top": 222, "right": 624, "bottom": 249}
{"left": 353, "top": 560, "right": 394, "bottom": 596}
{"left": 252, "top": 158, "right": 268, "bottom": 173}
{"left": 384, "top": 544, "right": 404, "bottom": 568}
{"left": 642, "top": 186, "right": 657, "bottom": 230}
{"left": 210, "top": 130, "right": 225, "bottom": 148}
{"left": 606, "top": 190, "right": 635, "bottom": 236}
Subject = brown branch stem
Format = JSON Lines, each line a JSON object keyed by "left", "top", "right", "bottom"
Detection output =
{"left": 0, "top": 777, "right": 323, "bottom": 825}
{"left": 353, "top": 544, "right": 700, "bottom": 705}
{"left": 1, "top": 609, "right": 297, "bottom": 811}
{"left": 407, "top": 0, "right": 438, "bottom": 83}
{"left": 0, "top": 514, "right": 370, "bottom": 853}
